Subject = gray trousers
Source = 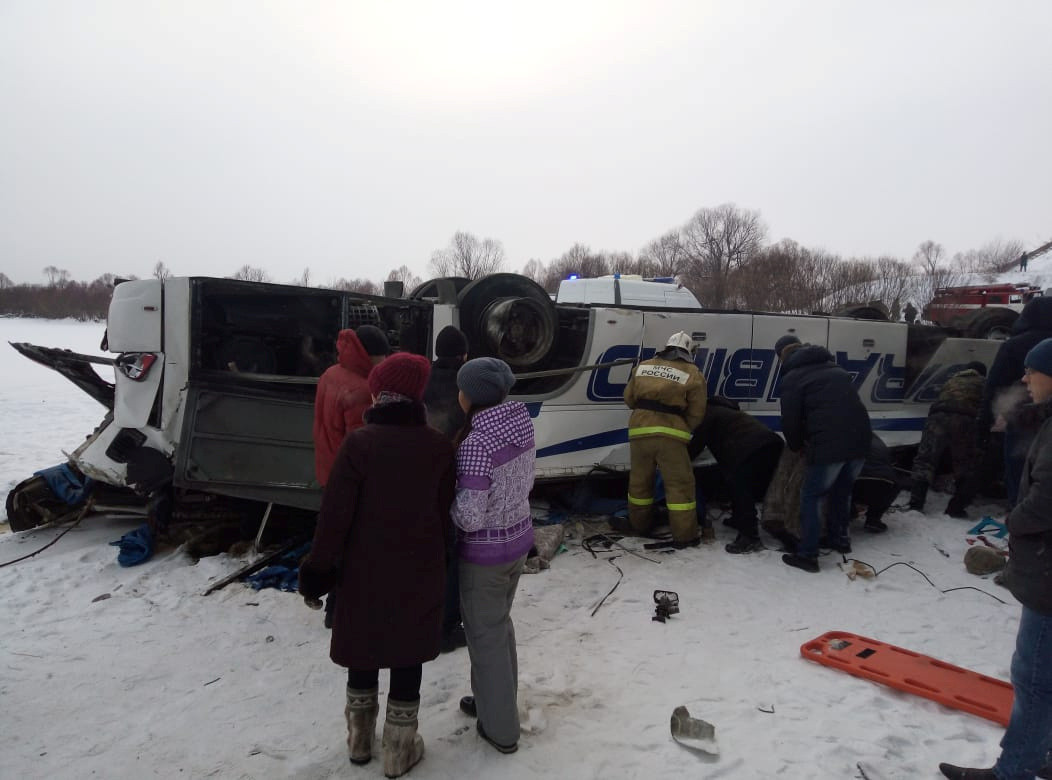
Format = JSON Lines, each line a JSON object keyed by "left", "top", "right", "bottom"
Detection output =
{"left": 459, "top": 555, "right": 526, "bottom": 746}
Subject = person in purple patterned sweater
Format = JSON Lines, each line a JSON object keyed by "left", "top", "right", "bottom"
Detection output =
{"left": 452, "top": 357, "right": 535, "bottom": 755}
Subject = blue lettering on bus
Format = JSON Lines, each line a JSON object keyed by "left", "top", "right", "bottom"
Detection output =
{"left": 872, "top": 353, "right": 906, "bottom": 402}
{"left": 587, "top": 344, "right": 920, "bottom": 405}
{"left": 836, "top": 351, "right": 881, "bottom": 390}
{"left": 910, "top": 362, "right": 973, "bottom": 403}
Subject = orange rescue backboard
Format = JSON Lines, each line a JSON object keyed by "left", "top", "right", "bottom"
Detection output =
{"left": 801, "top": 630, "right": 1013, "bottom": 726}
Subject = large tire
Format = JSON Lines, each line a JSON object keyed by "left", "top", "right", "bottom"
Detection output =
{"left": 457, "top": 274, "right": 558, "bottom": 368}
{"left": 834, "top": 303, "right": 890, "bottom": 321}
{"left": 964, "top": 308, "right": 1017, "bottom": 340}
{"left": 5, "top": 475, "right": 68, "bottom": 532}
{"left": 408, "top": 277, "right": 471, "bottom": 303}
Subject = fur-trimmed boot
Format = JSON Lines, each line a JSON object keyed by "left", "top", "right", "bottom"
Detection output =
{"left": 382, "top": 697, "right": 425, "bottom": 778}
{"left": 345, "top": 686, "right": 379, "bottom": 765}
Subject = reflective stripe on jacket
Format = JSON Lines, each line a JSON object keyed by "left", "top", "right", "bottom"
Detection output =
{"left": 623, "top": 355, "right": 707, "bottom": 442}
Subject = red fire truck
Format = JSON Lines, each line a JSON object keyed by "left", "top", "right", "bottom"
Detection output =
{"left": 923, "top": 283, "right": 1044, "bottom": 339}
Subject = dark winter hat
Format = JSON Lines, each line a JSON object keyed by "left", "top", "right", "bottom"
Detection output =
{"left": 356, "top": 325, "right": 391, "bottom": 357}
{"left": 457, "top": 357, "right": 516, "bottom": 406}
{"left": 774, "top": 334, "right": 801, "bottom": 357}
{"left": 435, "top": 325, "right": 469, "bottom": 358}
{"left": 963, "top": 361, "right": 988, "bottom": 377}
{"left": 368, "top": 352, "right": 431, "bottom": 401}
{"left": 1024, "top": 338, "right": 1052, "bottom": 377}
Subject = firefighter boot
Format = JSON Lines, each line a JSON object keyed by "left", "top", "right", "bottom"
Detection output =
{"left": 346, "top": 686, "right": 379, "bottom": 765}
{"left": 908, "top": 480, "right": 928, "bottom": 512}
{"left": 382, "top": 698, "right": 425, "bottom": 778}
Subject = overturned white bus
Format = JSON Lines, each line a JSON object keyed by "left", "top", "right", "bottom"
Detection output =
{"left": 6, "top": 273, "right": 997, "bottom": 532}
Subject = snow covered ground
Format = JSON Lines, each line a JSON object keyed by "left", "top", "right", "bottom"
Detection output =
{"left": 0, "top": 316, "right": 1025, "bottom": 779}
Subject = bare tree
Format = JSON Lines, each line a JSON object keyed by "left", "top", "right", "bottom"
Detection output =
{"left": 521, "top": 258, "right": 546, "bottom": 284}
{"left": 229, "top": 265, "right": 271, "bottom": 282}
{"left": 912, "top": 240, "right": 946, "bottom": 277}
{"left": 386, "top": 265, "right": 422, "bottom": 292}
{"left": 823, "top": 259, "right": 881, "bottom": 312}
{"left": 332, "top": 277, "right": 381, "bottom": 295}
{"left": 680, "top": 204, "right": 767, "bottom": 309}
{"left": 291, "top": 267, "right": 312, "bottom": 287}
{"left": 0, "top": 272, "right": 12, "bottom": 289}
{"left": 541, "top": 244, "right": 611, "bottom": 293}
{"left": 912, "top": 240, "right": 963, "bottom": 314}
{"left": 429, "top": 231, "right": 506, "bottom": 279}
{"left": 153, "top": 261, "right": 172, "bottom": 281}
{"left": 735, "top": 240, "right": 847, "bottom": 313}
{"left": 848, "top": 255, "right": 914, "bottom": 317}
{"left": 639, "top": 230, "right": 688, "bottom": 278}
{"left": 953, "top": 238, "right": 1027, "bottom": 276}
{"left": 43, "top": 265, "right": 71, "bottom": 287}
{"left": 91, "top": 273, "right": 117, "bottom": 289}
{"left": 605, "top": 251, "right": 644, "bottom": 276}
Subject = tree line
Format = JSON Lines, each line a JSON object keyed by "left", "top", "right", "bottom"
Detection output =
{"left": 0, "top": 205, "right": 1030, "bottom": 320}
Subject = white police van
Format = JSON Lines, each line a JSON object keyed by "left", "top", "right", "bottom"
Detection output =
{"left": 7, "top": 273, "right": 997, "bottom": 529}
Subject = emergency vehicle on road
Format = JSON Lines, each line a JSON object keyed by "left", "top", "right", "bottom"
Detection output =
{"left": 923, "top": 283, "right": 1043, "bottom": 339}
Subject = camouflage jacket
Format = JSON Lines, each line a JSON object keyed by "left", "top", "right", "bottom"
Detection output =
{"left": 931, "top": 368, "right": 984, "bottom": 417}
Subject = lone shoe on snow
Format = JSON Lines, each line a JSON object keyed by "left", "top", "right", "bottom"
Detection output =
{"left": 459, "top": 696, "right": 477, "bottom": 717}
{"left": 477, "top": 721, "right": 517, "bottom": 754}
{"left": 382, "top": 698, "right": 424, "bottom": 778}
{"left": 938, "top": 763, "right": 996, "bottom": 780}
{"left": 725, "top": 533, "right": 763, "bottom": 554}
{"left": 782, "top": 553, "right": 819, "bottom": 573}
{"left": 864, "top": 518, "right": 888, "bottom": 533}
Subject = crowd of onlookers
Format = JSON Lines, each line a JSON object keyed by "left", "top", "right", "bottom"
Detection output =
{"left": 300, "top": 324, "right": 532, "bottom": 776}
{"left": 294, "top": 295, "right": 1052, "bottom": 778}
{"left": 618, "top": 297, "right": 1052, "bottom": 780}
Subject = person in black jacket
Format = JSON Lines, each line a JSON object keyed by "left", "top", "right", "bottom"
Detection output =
{"left": 939, "top": 338, "right": 1052, "bottom": 780}
{"left": 424, "top": 326, "right": 469, "bottom": 439}
{"left": 977, "top": 297, "right": 1052, "bottom": 507}
{"left": 688, "top": 396, "right": 783, "bottom": 554}
{"left": 851, "top": 434, "right": 900, "bottom": 533}
{"left": 775, "top": 336, "right": 872, "bottom": 573}
{"left": 423, "top": 325, "right": 470, "bottom": 653}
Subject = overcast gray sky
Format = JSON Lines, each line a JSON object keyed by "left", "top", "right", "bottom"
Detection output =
{"left": 2, "top": 1, "right": 1050, "bottom": 286}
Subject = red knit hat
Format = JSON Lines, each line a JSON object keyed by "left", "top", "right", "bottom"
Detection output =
{"left": 367, "top": 352, "right": 431, "bottom": 401}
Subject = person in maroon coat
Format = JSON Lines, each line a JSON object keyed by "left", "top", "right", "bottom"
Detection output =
{"left": 300, "top": 352, "right": 456, "bottom": 778}
{"left": 312, "top": 326, "right": 389, "bottom": 487}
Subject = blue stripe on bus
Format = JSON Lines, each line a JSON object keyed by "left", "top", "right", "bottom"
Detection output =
{"left": 536, "top": 416, "right": 925, "bottom": 458}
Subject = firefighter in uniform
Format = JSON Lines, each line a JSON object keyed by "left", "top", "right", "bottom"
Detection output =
{"left": 623, "top": 332, "right": 708, "bottom": 544}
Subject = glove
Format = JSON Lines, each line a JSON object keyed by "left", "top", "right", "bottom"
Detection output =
{"left": 303, "top": 596, "right": 323, "bottom": 610}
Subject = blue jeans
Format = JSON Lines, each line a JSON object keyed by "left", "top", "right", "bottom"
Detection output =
{"left": 798, "top": 458, "right": 865, "bottom": 559}
{"left": 994, "top": 605, "right": 1052, "bottom": 779}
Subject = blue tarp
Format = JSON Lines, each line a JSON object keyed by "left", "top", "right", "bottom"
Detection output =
{"left": 244, "top": 542, "right": 312, "bottom": 592}
{"left": 34, "top": 463, "right": 94, "bottom": 505}
{"left": 110, "top": 524, "right": 154, "bottom": 567}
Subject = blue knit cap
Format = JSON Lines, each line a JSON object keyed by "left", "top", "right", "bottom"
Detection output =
{"left": 1025, "top": 338, "right": 1052, "bottom": 377}
{"left": 457, "top": 357, "right": 516, "bottom": 406}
